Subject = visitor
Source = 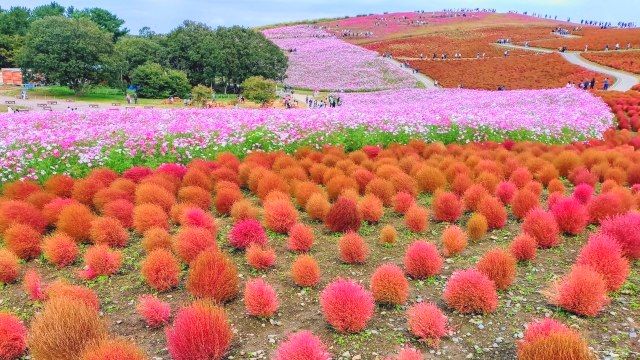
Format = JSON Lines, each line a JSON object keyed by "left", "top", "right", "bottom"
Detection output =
{"left": 615, "top": 43, "right": 620, "bottom": 50}
{"left": 126, "top": 94, "right": 132, "bottom": 104}
{"left": 589, "top": 78, "right": 595, "bottom": 89}
{"left": 584, "top": 45, "right": 588, "bottom": 52}
{"left": 7, "top": 106, "right": 14, "bottom": 113}
{"left": 603, "top": 78, "right": 610, "bottom": 90}
{"left": 604, "top": 44, "right": 609, "bottom": 51}
{"left": 133, "top": 92, "right": 138, "bottom": 104}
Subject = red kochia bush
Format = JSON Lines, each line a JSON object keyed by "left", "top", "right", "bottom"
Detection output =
{"left": 42, "top": 233, "right": 78, "bottom": 268}
{"left": 443, "top": 268, "right": 498, "bottom": 314}
{"left": 287, "top": 223, "right": 314, "bottom": 252}
{"left": 325, "top": 196, "right": 361, "bottom": 233}
{"left": 137, "top": 294, "right": 171, "bottom": 328}
{"left": 517, "top": 318, "right": 592, "bottom": 360}
{"left": 141, "top": 227, "right": 171, "bottom": 252}
{"left": 0, "top": 249, "right": 20, "bottom": 284}
{"left": 2, "top": 180, "right": 40, "bottom": 200}
{"left": 172, "top": 226, "right": 216, "bottom": 263}
{"left": 89, "top": 217, "right": 129, "bottom": 248}
{"left": 179, "top": 207, "right": 218, "bottom": 235}
{"left": 522, "top": 208, "right": 560, "bottom": 248}
{"left": 44, "top": 174, "right": 75, "bottom": 197}
{"left": 546, "top": 265, "right": 609, "bottom": 317}
{"left": 550, "top": 197, "right": 589, "bottom": 235}
{"left": 23, "top": 269, "right": 45, "bottom": 301}
{"left": 393, "top": 191, "right": 415, "bottom": 214}
{"left": 320, "top": 278, "right": 374, "bottom": 333}
{"left": 0, "top": 200, "right": 46, "bottom": 233}
{"left": 46, "top": 280, "right": 100, "bottom": 311}
{"left": 432, "top": 191, "right": 463, "bottom": 222}
{"left": 338, "top": 232, "right": 369, "bottom": 264}
{"left": 572, "top": 183, "right": 594, "bottom": 204}
{"left": 495, "top": 181, "right": 517, "bottom": 204}
{"left": 165, "top": 301, "right": 232, "bottom": 360}
{"left": 390, "top": 347, "right": 423, "bottom": 360}
{"left": 264, "top": 199, "right": 299, "bottom": 234}
{"left": 600, "top": 212, "right": 640, "bottom": 259}
{"left": 370, "top": 263, "right": 409, "bottom": 305}
{"left": 587, "top": 192, "right": 624, "bottom": 224}
{"left": 404, "top": 240, "right": 443, "bottom": 279}
{"left": 476, "top": 248, "right": 517, "bottom": 290}
{"left": 0, "top": 311, "right": 27, "bottom": 360}
{"left": 477, "top": 196, "right": 507, "bottom": 229}
{"left": 243, "top": 278, "right": 279, "bottom": 317}
{"left": 141, "top": 249, "right": 180, "bottom": 292}
{"left": 103, "top": 199, "right": 134, "bottom": 228}
{"left": 404, "top": 205, "right": 429, "bottom": 233}
{"left": 291, "top": 254, "right": 321, "bottom": 287}
{"left": 274, "top": 331, "right": 331, "bottom": 360}
{"left": 187, "top": 249, "right": 238, "bottom": 303}
{"left": 41, "top": 198, "right": 76, "bottom": 225}
{"left": 80, "top": 245, "right": 122, "bottom": 279}
{"left": 576, "top": 233, "right": 630, "bottom": 291}
{"left": 79, "top": 338, "right": 146, "bottom": 360}
{"left": 509, "top": 233, "right": 537, "bottom": 261}
{"left": 407, "top": 302, "right": 448, "bottom": 347}
{"left": 442, "top": 225, "right": 468, "bottom": 257}
{"left": 229, "top": 219, "right": 267, "bottom": 250}
{"left": 245, "top": 244, "right": 276, "bottom": 270}
{"left": 4, "top": 224, "right": 41, "bottom": 260}
{"left": 133, "top": 203, "right": 168, "bottom": 234}
{"left": 511, "top": 189, "right": 540, "bottom": 219}
{"left": 359, "top": 194, "right": 384, "bottom": 223}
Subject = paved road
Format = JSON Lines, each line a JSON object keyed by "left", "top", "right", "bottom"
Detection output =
{"left": 387, "top": 57, "right": 437, "bottom": 88}
{"left": 495, "top": 43, "right": 640, "bottom": 91}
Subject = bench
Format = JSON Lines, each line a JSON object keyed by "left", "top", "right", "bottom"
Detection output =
{"left": 88, "top": 104, "right": 99, "bottom": 108}
{"left": 43, "top": 106, "right": 52, "bottom": 111}
{"left": 143, "top": 106, "right": 154, "bottom": 109}
{"left": 4, "top": 101, "right": 15, "bottom": 105}
{"left": 37, "top": 103, "right": 47, "bottom": 107}
{"left": 47, "top": 101, "right": 57, "bottom": 105}
{"left": 111, "top": 103, "right": 121, "bottom": 106}
{"left": 65, "top": 99, "right": 74, "bottom": 102}
{"left": 125, "top": 106, "right": 135, "bottom": 110}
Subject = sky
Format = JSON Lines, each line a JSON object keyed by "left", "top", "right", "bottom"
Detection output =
{"left": 6, "top": 0, "right": 639, "bottom": 33}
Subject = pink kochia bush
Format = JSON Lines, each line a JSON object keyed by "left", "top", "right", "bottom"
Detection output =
{"left": 22, "top": 269, "right": 45, "bottom": 301}
{"left": 388, "top": 347, "right": 424, "bottom": 360}
{"left": 522, "top": 208, "right": 560, "bottom": 248}
{"left": 403, "top": 240, "right": 443, "bottom": 279}
{"left": 228, "top": 219, "right": 267, "bottom": 250}
{"left": 137, "top": 295, "right": 171, "bottom": 328}
{"left": 243, "top": 278, "right": 279, "bottom": 318}
{"left": 273, "top": 331, "right": 331, "bottom": 360}
{"left": 407, "top": 302, "right": 449, "bottom": 347}
{"left": 599, "top": 212, "right": 640, "bottom": 259}
{"left": 320, "top": 278, "right": 374, "bottom": 333}
{"left": 443, "top": 268, "right": 498, "bottom": 314}
{"left": 0, "top": 311, "right": 27, "bottom": 360}
{"left": 576, "top": 233, "right": 630, "bottom": 291}
{"left": 550, "top": 197, "right": 589, "bottom": 235}
{"left": 546, "top": 265, "right": 609, "bottom": 317}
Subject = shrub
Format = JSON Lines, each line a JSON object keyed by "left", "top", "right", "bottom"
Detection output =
{"left": 137, "top": 294, "right": 171, "bottom": 328}
{"left": 243, "top": 278, "right": 279, "bottom": 317}
{"left": 466, "top": 212, "right": 488, "bottom": 241}
{"left": 179, "top": 207, "right": 218, "bottom": 235}
{"left": 379, "top": 224, "right": 398, "bottom": 245}
{"left": 122, "top": 167, "right": 152, "bottom": 182}
{"left": 71, "top": 179, "right": 106, "bottom": 205}
{"left": 338, "top": 232, "right": 369, "bottom": 264}
{"left": 359, "top": 194, "right": 384, "bottom": 223}
{"left": 264, "top": 199, "right": 299, "bottom": 234}
{"left": 325, "top": 196, "right": 361, "bottom": 233}
{"left": 230, "top": 199, "right": 260, "bottom": 221}
{"left": 229, "top": 219, "right": 268, "bottom": 250}
{"left": 572, "top": 183, "right": 594, "bottom": 204}
{"left": 404, "top": 205, "right": 429, "bottom": 233}
{"left": 133, "top": 203, "right": 168, "bottom": 234}
{"left": 495, "top": 181, "right": 517, "bottom": 204}
{"left": 521, "top": 318, "right": 571, "bottom": 343}
{"left": 546, "top": 265, "right": 609, "bottom": 317}
{"left": 0, "top": 249, "right": 20, "bottom": 284}
{"left": 41, "top": 198, "right": 76, "bottom": 225}
{"left": 392, "top": 191, "right": 415, "bottom": 214}
{"left": 26, "top": 191, "right": 56, "bottom": 210}
{"left": 576, "top": 233, "right": 630, "bottom": 291}
{"left": 242, "top": 76, "right": 277, "bottom": 103}
{"left": 305, "top": 193, "right": 330, "bottom": 221}
{"left": 509, "top": 233, "right": 537, "bottom": 261}
{"left": 79, "top": 338, "right": 146, "bottom": 360}
{"left": 587, "top": 192, "right": 624, "bottom": 224}
{"left": 187, "top": 249, "right": 238, "bottom": 303}
{"left": 89, "top": 217, "right": 128, "bottom": 248}
{"left": 365, "top": 178, "right": 394, "bottom": 206}
{"left": 4, "top": 224, "right": 41, "bottom": 260}
{"left": 0, "top": 200, "right": 46, "bottom": 234}
{"left": 43, "top": 174, "right": 75, "bottom": 197}
{"left": 165, "top": 301, "right": 232, "bottom": 360}
{"left": 214, "top": 188, "right": 242, "bottom": 215}
{"left": 600, "top": 212, "right": 640, "bottom": 259}
{"left": 273, "top": 331, "right": 331, "bottom": 360}
{"left": 416, "top": 166, "right": 446, "bottom": 193}
{"left": 172, "top": 226, "right": 217, "bottom": 263}
{"left": 476, "top": 248, "right": 517, "bottom": 290}
{"left": 0, "top": 311, "right": 27, "bottom": 360}
{"left": 320, "top": 278, "right": 374, "bottom": 333}
{"left": 287, "top": 223, "right": 314, "bottom": 252}
{"left": 550, "top": 197, "right": 589, "bottom": 235}
{"left": 478, "top": 196, "right": 507, "bottom": 229}
{"left": 80, "top": 245, "right": 122, "bottom": 279}
{"left": 291, "top": 254, "right": 321, "bottom": 287}
{"left": 517, "top": 319, "right": 592, "bottom": 360}
{"left": 522, "top": 208, "right": 560, "bottom": 248}
{"left": 28, "top": 298, "right": 107, "bottom": 360}
{"left": 46, "top": 280, "right": 100, "bottom": 311}
{"left": 512, "top": 189, "right": 540, "bottom": 219}
{"left": 132, "top": 62, "right": 191, "bottom": 98}
{"left": 432, "top": 191, "right": 463, "bottom": 222}
{"left": 390, "top": 347, "right": 423, "bottom": 360}
{"left": 404, "top": 240, "right": 443, "bottom": 279}
{"left": 23, "top": 269, "right": 45, "bottom": 301}
{"left": 442, "top": 225, "right": 468, "bottom": 257}
{"left": 246, "top": 244, "right": 276, "bottom": 270}
{"left": 141, "top": 249, "right": 180, "bottom": 292}
{"left": 178, "top": 186, "right": 211, "bottom": 210}
{"left": 92, "top": 188, "right": 132, "bottom": 211}
{"left": 407, "top": 302, "right": 448, "bottom": 346}
{"left": 103, "top": 199, "right": 134, "bottom": 228}
{"left": 443, "top": 268, "right": 498, "bottom": 314}
{"left": 462, "top": 184, "right": 489, "bottom": 211}
{"left": 370, "top": 263, "right": 409, "bottom": 305}
{"left": 141, "top": 227, "right": 172, "bottom": 252}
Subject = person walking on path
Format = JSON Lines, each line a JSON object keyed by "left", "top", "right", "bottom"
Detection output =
{"left": 589, "top": 78, "right": 596, "bottom": 89}
{"left": 603, "top": 78, "right": 610, "bottom": 90}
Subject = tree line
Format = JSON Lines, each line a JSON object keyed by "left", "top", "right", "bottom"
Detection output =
{"left": 0, "top": 2, "right": 287, "bottom": 98}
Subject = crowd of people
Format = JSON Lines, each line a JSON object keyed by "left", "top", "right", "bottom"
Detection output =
{"left": 305, "top": 94, "right": 342, "bottom": 108}
{"left": 567, "top": 77, "right": 611, "bottom": 91}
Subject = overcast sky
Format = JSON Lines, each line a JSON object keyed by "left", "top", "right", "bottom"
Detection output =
{"left": 6, "top": 0, "right": 639, "bottom": 33}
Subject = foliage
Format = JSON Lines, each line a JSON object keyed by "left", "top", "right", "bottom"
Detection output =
{"left": 191, "top": 84, "right": 214, "bottom": 107}
{"left": 70, "top": 7, "right": 128, "bottom": 40}
{"left": 131, "top": 62, "right": 190, "bottom": 98}
{"left": 241, "top": 76, "right": 276, "bottom": 104}
{"left": 114, "top": 36, "right": 165, "bottom": 77}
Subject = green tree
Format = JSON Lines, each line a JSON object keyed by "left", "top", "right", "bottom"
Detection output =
{"left": 18, "top": 16, "right": 115, "bottom": 92}
{"left": 114, "top": 36, "right": 165, "bottom": 78}
{"left": 131, "top": 62, "right": 190, "bottom": 98}
{"left": 0, "top": 7, "right": 31, "bottom": 36}
{"left": 70, "top": 8, "right": 129, "bottom": 40}
{"left": 191, "top": 84, "right": 213, "bottom": 107}
{"left": 166, "top": 21, "right": 220, "bottom": 86}
{"left": 241, "top": 76, "right": 276, "bottom": 104}
{"left": 30, "top": 2, "right": 65, "bottom": 19}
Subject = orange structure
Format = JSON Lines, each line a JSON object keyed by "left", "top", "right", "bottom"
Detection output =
{"left": 0, "top": 68, "right": 23, "bottom": 86}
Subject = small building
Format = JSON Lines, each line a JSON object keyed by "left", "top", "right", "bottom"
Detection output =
{"left": 0, "top": 68, "right": 23, "bottom": 86}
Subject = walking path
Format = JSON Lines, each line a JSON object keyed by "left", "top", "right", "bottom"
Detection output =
{"left": 386, "top": 57, "right": 437, "bottom": 88}
{"left": 495, "top": 43, "right": 640, "bottom": 91}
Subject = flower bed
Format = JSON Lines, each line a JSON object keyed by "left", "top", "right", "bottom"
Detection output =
{"left": 598, "top": 89, "right": 640, "bottom": 130}
{"left": 0, "top": 88, "right": 612, "bottom": 181}
{"left": 262, "top": 25, "right": 416, "bottom": 91}
{"left": 582, "top": 51, "right": 640, "bottom": 74}
{"left": 528, "top": 28, "right": 640, "bottom": 51}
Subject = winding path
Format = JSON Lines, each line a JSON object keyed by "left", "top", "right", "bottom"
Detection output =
{"left": 495, "top": 43, "right": 640, "bottom": 91}
{"left": 386, "top": 57, "right": 437, "bottom": 88}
